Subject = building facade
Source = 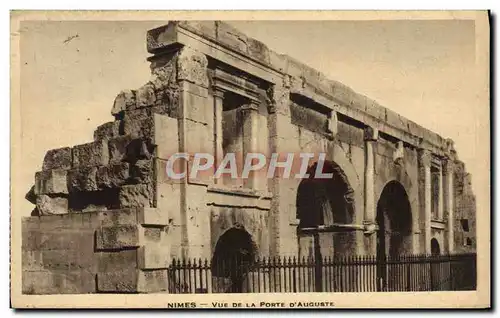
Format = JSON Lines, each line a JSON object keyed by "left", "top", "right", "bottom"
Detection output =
{"left": 22, "top": 21, "right": 477, "bottom": 294}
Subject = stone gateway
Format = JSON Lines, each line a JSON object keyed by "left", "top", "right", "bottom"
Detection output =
{"left": 21, "top": 21, "right": 477, "bottom": 294}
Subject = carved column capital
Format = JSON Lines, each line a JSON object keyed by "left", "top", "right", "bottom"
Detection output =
{"left": 177, "top": 47, "right": 209, "bottom": 87}
{"left": 364, "top": 126, "right": 379, "bottom": 141}
{"left": 418, "top": 148, "right": 432, "bottom": 167}
{"left": 442, "top": 158, "right": 455, "bottom": 175}
{"left": 241, "top": 100, "right": 260, "bottom": 112}
{"left": 212, "top": 87, "right": 226, "bottom": 99}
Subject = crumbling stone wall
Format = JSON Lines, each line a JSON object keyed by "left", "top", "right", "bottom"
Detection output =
{"left": 22, "top": 44, "right": 186, "bottom": 294}
{"left": 453, "top": 161, "right": 477, "bottom": 253}
{"left": 22, "top": 207, "right": 169, "bottom": 294}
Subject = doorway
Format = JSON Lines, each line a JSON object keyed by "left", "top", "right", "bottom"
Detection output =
{"left": 211, "top": 226, "right": 256, "bottom": 293}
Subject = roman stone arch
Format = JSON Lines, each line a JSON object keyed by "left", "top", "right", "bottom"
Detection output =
{"left": 296, "top": 159, "right": 357, "bottom": 259}
{"left": 375, "top": 180, "right": 413, "bottom": 291}
{"left": 374, "top": 163, "right": 414, "bottom": 210}
{"left": 330, "top": 142, "right": 362, "bottom": 216}
{"left": 211, "top": 224, "right": 258, "bottom": 293}
{"left": 376, "top": 180, "right": 413, "bottom": 258}
{"left": 431, "top": 238, "right": 441, "bottom": 255}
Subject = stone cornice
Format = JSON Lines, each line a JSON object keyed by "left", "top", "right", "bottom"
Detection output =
{"left": 147, "top": 21, "right": 456, "bottom": 158}
{"left": 211, "top": 68, "right": 261, "bottom": 103}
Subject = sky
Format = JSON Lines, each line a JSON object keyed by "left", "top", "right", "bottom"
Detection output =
{"left": 15, "top": 19, "right": 488, "bottom": 218}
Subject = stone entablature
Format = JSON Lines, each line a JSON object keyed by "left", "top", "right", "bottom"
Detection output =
{"left": 147, "top": 21, "right": 453, "bottom": 158}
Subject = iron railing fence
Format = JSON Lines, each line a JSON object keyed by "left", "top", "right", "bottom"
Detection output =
{"left": 167, "top": 253, "right": 476, "bottom": 294}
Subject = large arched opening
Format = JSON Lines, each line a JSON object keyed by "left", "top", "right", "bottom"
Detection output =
{"left": 376, "top": 180, "right": 413, "bottom": 258}
{"left": 376, "top": 180, "right": 412, "bottom": 291}
{"left": 295, "top": 160, "right": 357, "bottom": 292}
{"left": 296, "top": 160, "right": 356, "bottom": 259}
{"left": 211, "top": 225, "right": 257, "bottom": 293}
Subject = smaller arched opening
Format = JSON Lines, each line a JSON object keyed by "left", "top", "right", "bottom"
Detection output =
{"left": 211, "top": 225, "right": 257, "bottom": 293}
{"left": 431, "top": 238, "right": 441, "bottom": 255}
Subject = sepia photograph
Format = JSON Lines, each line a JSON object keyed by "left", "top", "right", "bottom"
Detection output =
{"left": 10, "top": 10, "right": 490, "bottom": 308}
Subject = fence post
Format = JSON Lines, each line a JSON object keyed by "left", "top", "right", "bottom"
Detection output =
{"left": 429, "top": 254, "right": 435, "bottom": 291}
{"left": 314, "top": 256, "right": 321, "bottom": 292}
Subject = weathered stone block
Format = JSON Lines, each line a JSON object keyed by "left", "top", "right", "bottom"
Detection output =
{"left": 22, "top": 271, "right": 56, "bottom": 294}
{"left": 178, "top": 21, "right": 217, "bottom": 38}
{"left": 108, "top": 135, "right": 134, "bottom": 163}
{"left": 130, "top": 159, "right": 153, "bottom": 184}
{"left": 385, "top": 108, "right": 408, "bottom": 131}
{"left": 119, "top": 184, "right": 152, "bottom": 208}
{"left": 96, "top": 162, "right": 130, "bottom": 189}
{"left": 147, "top": 24, "right": 176, "bottom": 53}
{"left": 22, "top": 250, "right": 43, "bottom": 271}
{"left": 366, "top": 100, "right": 386, "bottom": 121}
{"left": 180, "top": 89, "right": 210, "bottom": 124}
{"left": 153, "top": 114, "right": 178, "bottom": 160}
{"left": 143, "top": 227, "right": 162, "bottom": 243}
{"left": 96, "top": 225, "right": 139, "bottom": 250}
{"left": 97, "top": 269, "right": 138, "bottom": 292}
{"left": 109, "top": 136, "right": 154, "bottom": 165}
{"left": 216, "top": 22, "right": 248, "bottom": 54}
{"left": 155, "top": 158, "right": 186, "bottom": 184}
{"left": 94, "top": 121, "right": 121, "bottom": 141}
{"left": 33, "top": 213, "right": 77, "bottom": 231}
{"left": 136, "top": 84, "right": 156, "bottom": 109}
{"left": 336, "top": 121, "right": 365, "bottom": 147}
{"left": 41, "top": 249, "right": 94, "bottom": 271}
{"left": 184, "top": 119, "right": 211, "bottom": 154}
{"left": 177, "top": 47, "right": 209, "bottom": 87}
{"left": 112, "top": 89, "right": 136, "bottom": 118}
{"left": 35, "top": 169, "right": 68, "bottom": 195}
{"left": 63, "top": 269, "right": 97, "bottom": 294}
{"left": 42, "top": 147, "right": 72, "bottom": 171}
{"left": 36, "top": 195, "right": 68, "bottom": 215}
{"left": 137, "top": 269, "right": 168, "bottom": 293}
{"left": 247, "top": 38, "right": 270, "bottom": 64}
{"left": 72, "top": 140, "right": 109, "bottom": 168}
{"left": 68, "top": 166, "right": 98, "bottom": 192}
{"left": 97, "top": 250, "right": 138, "bottom": 272}
{"left": 99, "top": 208, "right": 138, "bottom": 227}
{"left": 25, "top": 185, "right": 37, "bottom": 204}
{"left": 123, "top": 109, "right": 155, "bottom": 139}
{"left": 36, "top": 231, "right": 93, "bottom": 250}
{"left": 137, "top": 242, "right": 168, "bottom": 269}
{"left": 128, "top": 138, "right": 155, "bottom": 163}
{"left": 138, "top": 207, "right": 168, "bottom": 226}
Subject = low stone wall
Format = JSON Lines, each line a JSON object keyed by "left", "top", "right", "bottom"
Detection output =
{"left": 22, "top": 207, "right": 169, "bottom": 294}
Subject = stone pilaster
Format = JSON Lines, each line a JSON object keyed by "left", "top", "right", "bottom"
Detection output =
{"left": 443, "top": 159, "right": 455, "bottom": 253}
{"left": 267, "top": 77, "right": 297, "bottom": 257}
{"left": 175, "top": 46, "right": 212, "bottom": 259}
{"left": 242, "top": 101, "right": 261, "bottom": 190}
{"left": 418, "top": 148, "right": 432, "bottom": 254}
{"left": 363, "top": 126, "right": 378, "bottom": 255}
{"left": 438, "top": 162, "right": 444, "bottom": 220}
{"left": 213, "top": 88, "right": 225, "bottom": 185}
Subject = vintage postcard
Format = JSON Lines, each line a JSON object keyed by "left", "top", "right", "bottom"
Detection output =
{"left": 10, "top": 10, "right": 490, "bottom": 309}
